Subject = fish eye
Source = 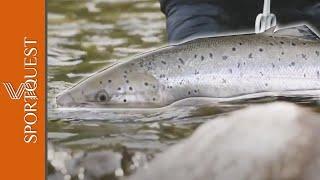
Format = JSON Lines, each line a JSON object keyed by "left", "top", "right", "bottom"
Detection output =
{"left": 95, "top": 90, "right": 110, "bottom": 104}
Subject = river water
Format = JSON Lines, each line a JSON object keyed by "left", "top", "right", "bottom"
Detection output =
{"left": 47, "top": 0, "right": 320, "bottom": 180}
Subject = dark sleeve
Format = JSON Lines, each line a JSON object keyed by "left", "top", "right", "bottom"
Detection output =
{"left": 303, "top": 2, "right": 320, "bottom": 29}
{"left": 159, "top": 0, "right": 320, "bottom": 43}
{"left": 159, "top": 0, "right": 228, "bottom": 43}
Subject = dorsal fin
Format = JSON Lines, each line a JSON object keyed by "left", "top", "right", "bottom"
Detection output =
{"left": 263, "top": 26, "right": 277, "bottom": 35}
{"left": 273, "top": 25, "right": 320, "bottom": 40}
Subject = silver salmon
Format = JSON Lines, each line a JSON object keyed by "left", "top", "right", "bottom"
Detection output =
{"left": 56, "top": 25, "right": 320, "bottom": 108}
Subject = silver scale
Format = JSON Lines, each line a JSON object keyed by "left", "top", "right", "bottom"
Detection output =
{"left": 255, "top": 0, "right": 277, "bottom": 33}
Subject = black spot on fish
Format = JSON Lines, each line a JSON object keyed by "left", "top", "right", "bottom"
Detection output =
{"left": 144, "top": 82, "right": 149, "bottom": 86}
{"left": 160, "top": 74, "right": 165, "bottom": 78}
{"left": 108, "top": 80, "right": 112, "bottom": 83}
{"left": 292, "top": 43, "right": 296, "bottom": 46}
{"left": 194, "top": 70, "right": 200, "bottom": 75}
{"left": 194, "top": 54, "right": 197, "bottom": 58}
{"left": 259, "top": 48, "right": 263, "bottom": 52}
{"left": 222, "top": 56, "right": 228, "bottom": 60}
{"left": 123, "top": 75, "right": 127, "bottom": 79}
{"left": 304, "top": 74, "right": 306, "bottom": 78}
{"left": 265, "top": 83, "right": 268, "bottom": 87}
{"left": 290, "top": 62, "right": 295, "bottom": 66}
{"left": 316, "top": 51, "right": 320, "bottom": 56}
{"left": 161, "top": 61, "right": 166, "bottom": 65}
{"left": 272, "top": 63, "right": 275, "bottom": 68}
{"left": 153, "top": 85, "right": 156, "bottom": 89}
{"left": 194, "top": 90, "right": 197, "bottom": 93}
{"left": 281, "top": 52, "right": 285, "bottom": 55}
{"left": 232, "top": 47, "right": 236, "bottom": 51}
{"left": 131, "top": 63, "right": 135, "bottom": 66}
{"left": 139, "top": 61, "right": 144, "bottom": 68}
{"left": 152, "top": 97, "right": 156, "bottom": 101}
{"left": 126, "top": 80, "right": 129, "bottom": 83}
{"left": 269, "top": 43, "right": 274, "bottom": 46}
{"left": 188, "top": 91, "right": 191, "bottom": 95}
{"left": 178, "top": 65, "right": 181, "bottom": 69}
{"left": 124, "top": 70, "right": 128, "bottom": 74}
{"left": 317, "top": 71, "right": 320, "bottom": 78}
{"left": 303, "top": 42, "right": 307, "bottom": 45}
{"left": 201, "top": 56, "right": 204, "bottom": 61}
{"left": 248, "top": 53, "right": 253, "bottom": 58}
{"left": 123, "top": 99, "right": 127, "bottom": 103}
{"left": 118, "top": 87, "right": 121, "bottom": 91}
{"left": 209, "top": 53, "right": 213, "bottom": 58}
{"left": 280, "top": 41, "right": 284, "bottom": 44}
{"left": 302, "top": 54, "right": 307, "bottom": 60}
{"left": 229, "top": 69, "right": 233, "bottom": 74}
{"left": 237, "top": 62, "right": 241, "bottom": 68}
{"left": 239, "top": 42, "right": 243, "bottom": 45}
{"left": 129, "top": 87, "right": 133, "bottom": 91}
{"left": 178, "top": 58, "right": 185, "bottom": 65}
{"left": 99, "top": 81, "right": 103, "bottom": 85}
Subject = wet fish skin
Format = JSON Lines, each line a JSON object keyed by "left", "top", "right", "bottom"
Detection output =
{"left": 56, "top": 25, "right": 320, "bottom": 108}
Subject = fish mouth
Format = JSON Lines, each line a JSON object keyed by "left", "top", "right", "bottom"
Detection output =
{"left": 56, "top": 92, "right": 76, "bottom": 107}
{"left": 56, "top": 93, "right": 101, "bottom": 107}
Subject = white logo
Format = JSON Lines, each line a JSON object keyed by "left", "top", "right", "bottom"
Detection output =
{"left": 3, "top": 83, "right": 36, "bottom": 100}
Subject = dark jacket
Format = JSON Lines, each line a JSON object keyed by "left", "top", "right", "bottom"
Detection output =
{"left": 160, "top": 0, "right": 320, "bottom": 43}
